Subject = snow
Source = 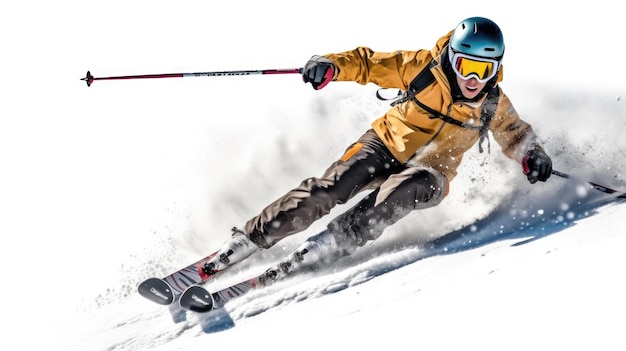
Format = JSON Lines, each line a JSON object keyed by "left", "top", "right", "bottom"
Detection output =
{"left": 2, "top": 1, "right": 625, "bottom": 350}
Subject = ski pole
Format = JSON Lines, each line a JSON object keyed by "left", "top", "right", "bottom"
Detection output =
{"left": 551, "top": 170, "right": 626, "bottom": 199}
{"left": 80, "top": 68, "right": 303, "bottom": 87}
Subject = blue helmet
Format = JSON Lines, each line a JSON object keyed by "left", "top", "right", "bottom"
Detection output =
{"left": 449, "top": 17, "right": 505, "bottom": 60}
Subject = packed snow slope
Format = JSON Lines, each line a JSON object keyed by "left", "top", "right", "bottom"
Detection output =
{"left": 71, "top": 193, "right": 626, "bottom": 351}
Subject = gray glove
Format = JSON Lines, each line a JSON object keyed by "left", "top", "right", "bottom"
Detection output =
{"left": 522, "top": 149, "right": 552, "bottom": 184}
{"left": 302, "top": 55, "right": 336, "bottom": 90}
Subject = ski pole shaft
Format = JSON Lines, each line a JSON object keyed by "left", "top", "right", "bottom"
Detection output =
{"left": 551, "top": 170, "right": 626, "bottom": 199}
{"left": 81, "top": 68, "right": 303, "bottom": 87}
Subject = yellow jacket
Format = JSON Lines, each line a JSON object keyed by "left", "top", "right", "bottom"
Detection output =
{"left": 326, "top": 31, "right": 539, "bottom": 181}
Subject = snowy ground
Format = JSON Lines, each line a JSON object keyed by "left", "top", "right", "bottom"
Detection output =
{"left": 70, "top": 197, "right": 626, "bottom": 351}
{"left": 2, "top": 1, "right": 625, "bottom": 351}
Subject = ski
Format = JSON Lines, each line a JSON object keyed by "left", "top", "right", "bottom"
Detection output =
{"left": 179, "top": 228, "right": 339, "bottom": 313}
{"left": 179, "top": 275, "right": 262, "bottom": 313}
{"left": 138, "top": 250, "right": 220, "bottom": 306}
{"left": 179, "top": 260, "right": 302, "bottom": 313}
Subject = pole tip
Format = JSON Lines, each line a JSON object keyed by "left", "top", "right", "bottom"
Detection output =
{"left": 81, "top": 71, "right": 94, "bottom": 87}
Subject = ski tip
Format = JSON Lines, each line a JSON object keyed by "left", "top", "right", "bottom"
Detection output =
{"left": 81, "top": 71, "right": 94, "bottom": 87}
{"left": 138, "top": 277, "right": 175, "bottom": 305}
{"left": 179, "top": 285, "right": 214, "bottom": 313}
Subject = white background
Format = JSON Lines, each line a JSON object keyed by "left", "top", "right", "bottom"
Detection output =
{"left": 1, "top": 1, "right": 625, "bottom": 350}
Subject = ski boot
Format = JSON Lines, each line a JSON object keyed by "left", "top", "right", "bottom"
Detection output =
{"left": 202, "top": 227, "right": 259, "bottom": 276}
{"left": 262, "top": 229, "right": 345, "bottom": 283}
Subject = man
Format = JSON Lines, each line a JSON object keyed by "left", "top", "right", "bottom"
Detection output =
{"left": 202, "top": 17, "right": 553, "bottom": 280}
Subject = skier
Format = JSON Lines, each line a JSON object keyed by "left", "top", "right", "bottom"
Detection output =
{"left": 203, "top": 17, "right": 553, "bottom": 280}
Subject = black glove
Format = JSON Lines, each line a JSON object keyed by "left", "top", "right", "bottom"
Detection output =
{"left": 302, "top": 55, "right": 336, "bottom": 90}
{"left": 522, "top": 149, "right": 552, "bottom": 184}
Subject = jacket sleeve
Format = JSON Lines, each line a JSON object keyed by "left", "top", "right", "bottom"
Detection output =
{"left": 326, "top": 47, "right": 430, "bottom": 90}
{"left": 489, "top": 90, "right": 543, "bottom": 163}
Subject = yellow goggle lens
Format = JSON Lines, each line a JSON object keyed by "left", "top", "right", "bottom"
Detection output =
{"left": 451, "top": 53, "right": 499, "bottom": 83}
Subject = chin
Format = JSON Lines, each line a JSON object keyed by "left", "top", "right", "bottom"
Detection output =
{"left": 462, "top": 89, "right": 480, "bottom": 99}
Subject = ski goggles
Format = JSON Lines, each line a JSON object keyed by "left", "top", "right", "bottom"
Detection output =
{"left": 450, "top": 52, "right": 500, "bottom": 83}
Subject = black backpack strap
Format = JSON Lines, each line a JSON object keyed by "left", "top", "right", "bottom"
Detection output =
{"left": 376, "top": 59, "right": 437, "bottom": 106}
{"left": 411, "top": 87, "right": 500, "bottom": 154}
{"left": 477, "top": 86, "right": 500, "bottom": 153}
{"left": 376, "top": 58, "right": 500, "bottom": 154}
{"left": 407, "top": 60, "right": 437, "bottom": 96}
{"left": 411, "top": 98, "right": 481, "bottom": 130}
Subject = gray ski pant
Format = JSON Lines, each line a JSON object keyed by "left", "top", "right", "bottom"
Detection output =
{"left": 245, "top": 129, "right": 448, "bottom": 250}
